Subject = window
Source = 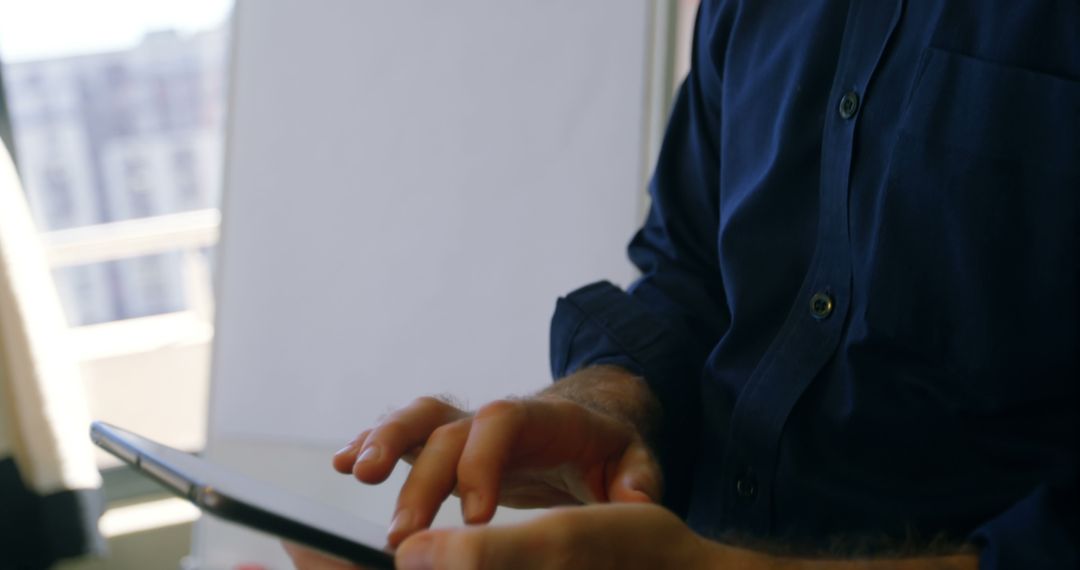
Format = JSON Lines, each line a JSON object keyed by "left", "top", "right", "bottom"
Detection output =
{"left": 123, "top": 157, "right": 154, "bottom": 218}
{"left": 54, "top": 262, "right": 116, "bottom": 326}
{"left": 42, "top": 164, "right": 74, "bottom": 223}
{"left": 172, "top": 147, "right": 202, "bottom": 208}
{"left": 0, "top": 1, "right": 232, "bottom": 468}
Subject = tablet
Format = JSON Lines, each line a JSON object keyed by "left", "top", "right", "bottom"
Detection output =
{"left": 90, "top": 421, "right": 394, "bottom": 568}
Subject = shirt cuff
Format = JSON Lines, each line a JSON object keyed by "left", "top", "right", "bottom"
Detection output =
{"left": 549, "top": 280, "right": 704, "bottom": 515}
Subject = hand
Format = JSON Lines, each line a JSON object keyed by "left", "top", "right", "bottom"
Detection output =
{"left": 285, "top": 506, "right": 982, "bottom": 570}
{"left": 332, "top": 372, "right": 662, "bottom": 546}
{"left": 286, "top": 503, "right": 723, "bottom": 570}
{"left": 394, "top": 503, "right": 723, "bottom": 570}
{"left": 391, "top": 507, "right": 980, "bottom": 570}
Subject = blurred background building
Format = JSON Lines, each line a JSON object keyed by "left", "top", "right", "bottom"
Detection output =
{"left": 5, "top": 26, "right": 227, "bottom": 325}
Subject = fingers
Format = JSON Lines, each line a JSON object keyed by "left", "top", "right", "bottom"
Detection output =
{"left": 350, "top": 397, "right": 468, "bottom": 484}
{"left": 455, "top": 398, "right": 644, "bottom": 521}
{"left": 606, "top": 438, "right": 662, "bottom": 504}
{"left": 455, "top": 399, "right": 530, "bottom": 524}
{"left": 332, "top": 391, "right": 662, "bottom": 550}
{"left": 388, "top": 418, "right": 471, "bottom": 547}
{"left": 332, "top": 430, "right": 371, "bottom": 474}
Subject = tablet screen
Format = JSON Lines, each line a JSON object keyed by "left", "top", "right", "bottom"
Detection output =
{"left": 92, "top": 422, "right": 391, "bottom": 564}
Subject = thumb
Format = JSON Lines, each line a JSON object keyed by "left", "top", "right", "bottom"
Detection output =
{"left": 607, "top": 438, "right": 662, "bottom": 504}
{"left": 395, "top": 525, "right": 532, "bottom": 570}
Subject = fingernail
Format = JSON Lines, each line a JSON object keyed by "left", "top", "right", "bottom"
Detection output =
{"left": 624, "top": 476, "right": 655, "bottom": 502}
{"left": 396, "top": 533, "right": 435, "bottom": 570}
{"left": 334, "top": 441, "right": 356, "bottom": 456}
{"left": 388, "top": 509, "right": 415, "bottom": 542}
{"left": 356, "top": 445, "right": 381, "bottom": 465}
{"left": 462, "top": 492, "right": 482, "bottom": 523}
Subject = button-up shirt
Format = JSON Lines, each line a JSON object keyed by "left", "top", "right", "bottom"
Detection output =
{"left": 549, "top": 2, "right": 1079, "bottom": 568}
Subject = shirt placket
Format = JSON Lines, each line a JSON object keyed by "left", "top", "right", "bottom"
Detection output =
{"left": 717, "top": 0, "right": 904, "bottom": 535}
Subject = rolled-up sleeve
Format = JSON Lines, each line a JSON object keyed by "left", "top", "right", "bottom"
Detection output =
{"left": 550, "top": 280, "right": 699, "bottom": 411}
{"left": 549, "top": 9, "right": 729, "bottom": 515}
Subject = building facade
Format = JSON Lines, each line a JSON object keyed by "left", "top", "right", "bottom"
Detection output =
{"left": 4, "top": 27, "right": 227, "bottom": 325}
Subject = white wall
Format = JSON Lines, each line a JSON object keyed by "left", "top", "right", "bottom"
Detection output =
{"left": 194, "top": 1, "right": 657, "bottom": 566}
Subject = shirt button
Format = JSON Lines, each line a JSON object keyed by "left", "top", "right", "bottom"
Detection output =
{"left": 838, "top": 90, "right": 860, "bottom": 119}
{"left": 810, "top": 291, "right": 834, "bottom": 319}
{"left": 735, "top": 471, "right": 757, "bottom": 501}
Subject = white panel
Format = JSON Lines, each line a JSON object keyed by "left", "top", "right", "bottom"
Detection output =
{"left": 196, "top": 0, "right": 652, "bottom": 565}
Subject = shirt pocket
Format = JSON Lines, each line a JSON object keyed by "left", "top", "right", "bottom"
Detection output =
{"left": 897, "top": 47, "right": 1080, "bottom": 167}
{"left": 863, "top": 48, "right": 1079, "bottom": 409}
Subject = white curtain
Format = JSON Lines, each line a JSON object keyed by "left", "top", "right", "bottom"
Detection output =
{"left": 0, "top": 138, "right": 105, "bottom": 566}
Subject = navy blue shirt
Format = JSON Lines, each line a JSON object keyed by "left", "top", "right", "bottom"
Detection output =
{"left": 549, "top": 1, "right": 1078, "bottom": 568}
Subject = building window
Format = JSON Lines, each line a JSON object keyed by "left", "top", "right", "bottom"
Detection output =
{"left": 173, "top": 147, "right": 201, "bottom": 208}
{"left": 124, "top": 157, "right": 154, "bottom": 218}
{"left": 42, "top": 164, "right": 74, "bottom": 224}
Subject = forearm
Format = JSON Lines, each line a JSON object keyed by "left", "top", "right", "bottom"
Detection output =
{"left": 713, "top": 542, "right": 978, "bottom": 570}
{"left": 537, "top": 364, "right": 662, "bottom": 444}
